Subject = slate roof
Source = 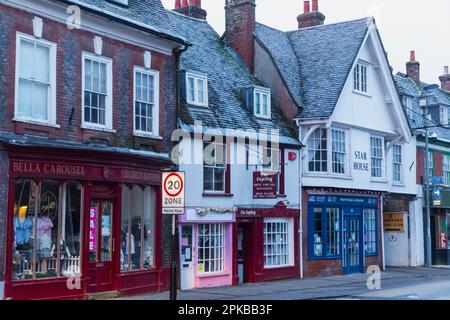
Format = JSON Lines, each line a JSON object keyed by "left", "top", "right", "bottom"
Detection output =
{"left": 255, "top": 18, "right": 371, "bottom": 119}
{"left": 395, "top": 73, "right": 450, "bottom": 141}
{"left": 61, "top": 0, "right": 187, "bottom": 44}
{"left": 168, "top": 11, "right": 299, "bottom": 145}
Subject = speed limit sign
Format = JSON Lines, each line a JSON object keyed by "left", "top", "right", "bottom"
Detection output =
{"left": 162, "top": 172, "right": 185, "bottom": 215}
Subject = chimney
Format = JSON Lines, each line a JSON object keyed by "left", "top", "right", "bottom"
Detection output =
{"left": 224, "top": 0, "right": 256, "bottom": 73}
{"left": 297, "top": 0, "right": 325, "bottom": 29}
{"left": 439, "top": 66, "right": 450, "bottom": 91}
{"left": 406, "top": 50, "right": 420, "bottom": 85}
{"left": 173, "top": 0, "right": 207, "bottom": 20}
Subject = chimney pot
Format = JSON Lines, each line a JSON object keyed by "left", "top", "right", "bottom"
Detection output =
{"left": 406, "top": 50, "right": 420, "bottom": 85}
{"left": 173, "top": 0, "right": 207, "bottom": 19}
{"left": 181, "top": 0, "right": 188, "bottom": 7}
{"left": 312, "top": 0, "right": 319, "bottom": 11}
{"left": 445, "top": 66, "right": 449, "bottom": 75}
{"left": 410, "top": 50, "right": 416, "bottom": 62}
{"left": 303, "top": 1, "right": 310, "bottom": 13}
{"left": 174, "top": 0, "right": 181, "bottom": 9}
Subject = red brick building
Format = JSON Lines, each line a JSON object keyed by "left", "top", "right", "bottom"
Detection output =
{"left": 0, "top": 0, "right": 186, "bottom": 299}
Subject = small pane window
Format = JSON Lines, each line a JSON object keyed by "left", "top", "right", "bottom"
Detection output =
{"left": 135, "top": 68, "right": 159, "bottom": 135}
{"left": 186, "top": 73, "right": 207, "bottom": 106}
{"left": 354, "top": 63, "right": 368, "bottom": 93}
{"left": 364, "top": 209, "right": 377, "bottom": 254}
{"left": 198, "top": 223, "right": 225, "bottom": 273}
{"left": 254, "top": 88, "right": 271, "bottom": 118}
{"left": 331, "top": 129, "right": 346, "bottom": 174}
{"left": 264, "top": 219, "right": 291, "bottom": 267}
{"left": 444, "top": 156, "right": 450, "bottom": 187}
{"left": 393, "top": 144, "right": 403, "bottom": 183}
{"left": 370, "top": 137, "right": 383, "bottom": 178}
{"left": 308, "top": 128, "right": 328, "bottom": 173}
{"left": 203, "top": 143, "right": 226, "bottom": 193}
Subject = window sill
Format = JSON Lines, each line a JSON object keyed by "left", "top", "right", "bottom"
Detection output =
{"left": 13, "top": 118, "right": 60, "bottom": 129}
{"left": 202, "top": 193, "right": 234, "bottom": 198}
{"left": 81, "top": 124, "right": 116, "bottom": 133}
{"left": 197, "top": 271, "right": 229, "bottom": 278}
{"left": 133, "top": 131, "right": 163, "bottom": 140}
{"left": 392, "top": 182, "right": 405, "bottom": 187}
{"left": 370, "top": 178, "right": 387, "bottom": 184}
{"left": 353, "top": 90, "right": 372, "bottom": 98}
{"left": 263, "top": 264, "right": 294, "bottom": 270}
{"left": 304, "top": 173, "right": 352, "bottom": 180}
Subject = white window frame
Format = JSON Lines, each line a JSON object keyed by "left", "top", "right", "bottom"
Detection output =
{"left": 14, "top": 32, "right": 58, "bottom": 127}
{"left": 331, "top": 129, "right": 347, "bottom": 175}
{"left": 370, "top": 136, "right": 385, "bottom": 179}
{"left": 197, "top": 223, "right": 225, "bottom": 274}
{"left": 133, "top": 66, "right": 160, "bottom": 138}
{"left": 81, "top": 52, "right": 113, "bottom": 131}
{"left": 263, "top": 218, "right": 294, "bottom": 269}
{"left": 203, "top": 142, "right": 227, "bottom": 194}
{"left": 307, "top": 128, "right": 328, "bottom": 174}
{"left": 353, "top": 61, "right": 369, "bottom": 95}
{"left": 254, "top": 87, "right": 271, "bottom": 119}
{"left": 186, "top": 72, "right": 208, "bottom": 107}
{"left": 444, "top": 155, "right": 450, "bottom": 187}
{"left": 392, "top": 144, "right": 403, "bottom": 184}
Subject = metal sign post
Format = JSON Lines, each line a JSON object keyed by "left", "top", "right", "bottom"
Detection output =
{"left": 162, "top": 172, "right": 185, "bottom": 301}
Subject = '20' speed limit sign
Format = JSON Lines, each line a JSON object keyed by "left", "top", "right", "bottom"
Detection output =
{"left": 162, "top": 172, "right": 185, "bottom": 215}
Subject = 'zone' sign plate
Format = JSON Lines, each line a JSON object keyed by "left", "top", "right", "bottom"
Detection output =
{"left": 162, "top": 172, "right": 185, "bottom": 215}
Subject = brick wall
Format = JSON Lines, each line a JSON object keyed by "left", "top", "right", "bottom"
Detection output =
{"left": 0, "top": 146, "right": 9, "bottom": 282}
{"left": 0, "top": 4, "right": 178, "bottom": 154}
{"left": 224, "top": 0, "right": 256, "bottom": 73}
{"left": 417, "top": 148, "right": 425, "bottom": 185}
{"left": 435, "top": 152, "right": 443, "bottom": 177}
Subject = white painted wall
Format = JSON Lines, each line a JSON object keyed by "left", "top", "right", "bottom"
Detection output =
{"left": 384, "top": 212, "right": 409, "bottom": 266}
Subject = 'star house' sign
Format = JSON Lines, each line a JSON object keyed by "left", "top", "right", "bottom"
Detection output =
{"left": 353, "top": 151, "right": 369, "bottom": 172}
{"left": 253, "top": 171, "right": 277, "bottom": 199}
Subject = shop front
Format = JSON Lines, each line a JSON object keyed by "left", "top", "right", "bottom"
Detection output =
{"left": 234, "top": 203, "right": 300, "bottom": 285}
{"left": 178, "top": 207, "right": 235, "bottom": 290}
{"left": 429, "top": 189, "right": 450, "bottom": 265}
{"left": 304, "top": 191, "right": 382, "bottom": 277}
{"left": 4, "top": 145, "right": 169, "bottom": 300}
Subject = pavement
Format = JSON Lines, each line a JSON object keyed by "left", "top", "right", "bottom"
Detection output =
{"left": 116, "top": 267, "right": 450, "bottom": 300}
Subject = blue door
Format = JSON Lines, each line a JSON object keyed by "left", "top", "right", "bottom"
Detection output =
{"left": 343, "top": 209, "right": 364, "bottom": 274}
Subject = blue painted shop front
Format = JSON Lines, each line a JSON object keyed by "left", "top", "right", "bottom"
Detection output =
{"left": 308, "top": 194, "right": 379, "bottom": 275}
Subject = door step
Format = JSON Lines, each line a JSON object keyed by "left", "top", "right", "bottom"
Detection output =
{"left": 88, "top": 291, "right": 119, "bottom": 300}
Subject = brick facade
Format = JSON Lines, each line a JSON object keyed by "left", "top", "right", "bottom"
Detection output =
{"left": 0, "top": 4, "right": 177, "bottom": 154}
{"left": 224, "top": 0, "right": 256, "bottom": 73}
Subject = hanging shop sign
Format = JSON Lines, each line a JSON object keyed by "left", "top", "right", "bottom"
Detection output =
{"left": 383, "top": 213, "right": 405, "bottom": 233}
{"left": 253, "top": 171, "right": 277, "bottom": 199}
{"left": 162, "top": 172, "right": 185, "bottom": 215}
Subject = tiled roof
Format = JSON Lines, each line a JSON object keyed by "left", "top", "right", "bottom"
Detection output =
{"left": 168, "top": 11, "right": 299, "bottom": 144}
{"left": 255, "top": 18, "right": 370, "bottom": 119}
{"left": 62, "top": 0, "right": 186, "bottom": 43}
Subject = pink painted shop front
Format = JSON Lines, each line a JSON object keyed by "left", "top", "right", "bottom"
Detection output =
{"left": 178, "top": 208, "right": 235, "bottom": 290}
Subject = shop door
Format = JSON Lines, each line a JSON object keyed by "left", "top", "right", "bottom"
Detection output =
{"left": 180, "top": 225, "right": 194, "bottom": 290}
{"left": 343, "top": 212, "right": 364, "bottom": 274}
{"left": 88, "top": 199, "right": 116, "bottom": 293}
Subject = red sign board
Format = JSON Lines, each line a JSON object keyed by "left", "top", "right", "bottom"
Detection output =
{"left": 253, "top": 171, "right": 278, "bottom": 199}
{"left": 440, "top": 232, "right": 447, "bottom": 249}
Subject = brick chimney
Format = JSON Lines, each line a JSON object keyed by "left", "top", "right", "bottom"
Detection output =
{"left": 173, "top": 0, "right": 207, "bottom": 20}
{"left": 406, "top": 50, "right": 420, "bottom": 85}
{"left": 224, "top": 0, "right": 256, "bottom": 73}
{"left": 439, "top": 66, "right": 450, "bottom": 91}
{"left": 297, "top": 0, "right": 325, "bottom": 29}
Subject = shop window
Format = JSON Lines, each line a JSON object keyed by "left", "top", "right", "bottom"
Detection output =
{"left": 197, "top": 223, "right": 225, "bottom": 273}
{"left": 307, "top": 128, "right": 328, "bottom": 173}
{"left": 310, "top": 207, "right": 341, "bottom": 258}
{"left": 364, "top": 209, "right": 377, "bottom": 255}
{"left": 263, "top": 219, "right": 293, "bottom": 268}
{"left": 121, "top": 185, "right": 156, "bottom": 272}
{"left": 203, "top": 142, "right": 227, "bottom": 193}
{"left": 12, "top": 180, "right": 82, "bottom": 281}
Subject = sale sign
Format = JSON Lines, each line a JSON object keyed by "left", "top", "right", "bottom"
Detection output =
{"left": 89, "top": 207, "right": 97, "bottom": 252}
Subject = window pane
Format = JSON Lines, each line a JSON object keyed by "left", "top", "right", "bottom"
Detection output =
{"left": 92, "top": 61, "right": 100, "bottom": 92}
{"left": 197, "top": 223, "right": 225, "bottom": 273}
{"left": 264, "top": 220, "right": 290, "bottom": 267}
{"left": 62, "top": 182, "right": 82, "bottom": 276}
{"left": 100, "top": 200, "right": 113, "bottom": 262}
{"left": 33, "top": 82, "right": 49, "bottom": 121}
{"left": 121, "top": 186, "right": 131, "bottom": 272}
{"left": 19, "top": 40, "right": 34, "bottom": 79}
{"left": 130, "top": 186, "right": 143, "bottom": 270}
{"left": 35, "top": 44, "right": 50, "bottom": 83}
{"left": 263, "top": 94, "right": 268, "bottom": 116}
{"left": 100, "top": 63, "right": 107, "bottom": 94}
{"left": 12, "top": 180, "right": 36, "bottom": 280}
{"left": 143, "top": 187, "right": 155, "bottom": 269}
{"left": 188, "top": 77, "right": 195, "bottom": 102}
{"left": 18, "top": 79, "right": 33, "bottom": 118}
{"left": 197, "top": 79, "right": 204, "bottom": 104}
{"left": 85, "top": 60, "right": 92, "bottom": 91}
{"left": 313, "top": 208, "right": 323, "bottom": 257}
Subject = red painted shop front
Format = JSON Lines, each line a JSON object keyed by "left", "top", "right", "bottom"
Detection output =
{"left": 4, "top": 146, "right": 169, "bottom": 300}
{"left": 233, "top": 203, "right": 300, "bottom": 285}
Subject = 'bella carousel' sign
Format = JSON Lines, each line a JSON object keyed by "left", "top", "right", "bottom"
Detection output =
{"left": 11, "top": 160, "right": 87, "bottom": 177}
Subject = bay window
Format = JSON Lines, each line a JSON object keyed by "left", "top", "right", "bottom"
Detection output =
{"left": 120, "top": 185, "right": 156, "bottom": 272}
{"left": 82, "top": 52, "right": 113, "bottom": 129}
{"left": 198, "top": 223, "right": 225, "bottom": 273}
{"left": 15, "top": 33, "right": 56, "bottom": 125}
{"left": 392, "top": 144, "right": 403, "bottom": 184}
{"left": 134, "top": 67, "right": 159, "bottom": 136}
{"left": 264, "top": 218, "right": 293, "bottom": 267}
{"left": 203, "top": 142, "right": 227, "bottom": 193}
{"left": 12, "top": 180, "right": 82, "bottom": 281}
{"left": 370, "top": 136, "right": 384, "bottom": 178}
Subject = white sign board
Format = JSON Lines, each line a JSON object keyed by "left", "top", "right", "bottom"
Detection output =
{"left": 162, "top": 172, "right": 185, "bottom": 215}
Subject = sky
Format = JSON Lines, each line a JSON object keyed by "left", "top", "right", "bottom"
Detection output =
{"left": 162, "top": 0, "right": 450, "bottom": 84}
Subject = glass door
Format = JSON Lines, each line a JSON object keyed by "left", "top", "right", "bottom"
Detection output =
{"left": 343, "top": 213, "right": 363, "bottom": 274}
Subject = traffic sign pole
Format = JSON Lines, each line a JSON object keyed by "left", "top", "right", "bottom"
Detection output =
{"left": 170, "top": 214, "right": 177, "bottom": 301}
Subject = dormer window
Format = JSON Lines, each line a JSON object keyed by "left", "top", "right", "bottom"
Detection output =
{"left": 254, "top": 87, "right": 271, "bottom": 119}
{"left": 354, "top": 62, "right": 368, "bottom": 94}
{"left": 186, "top": 72, "right": 208, "bottom": 107}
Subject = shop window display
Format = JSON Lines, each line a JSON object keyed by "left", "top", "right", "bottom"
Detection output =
{"left": 12, "top": 180, "right": 82, "bottom": 280}
{"left": 121, "top": 185, "right": 155, "bottom": 272}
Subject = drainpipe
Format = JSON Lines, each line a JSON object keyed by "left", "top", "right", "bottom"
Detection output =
{"left": 380, "top": 194, "right": 386, "bottom": 271}
{"left": 296, "top": 119, "right": 304, "bottom": 279}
